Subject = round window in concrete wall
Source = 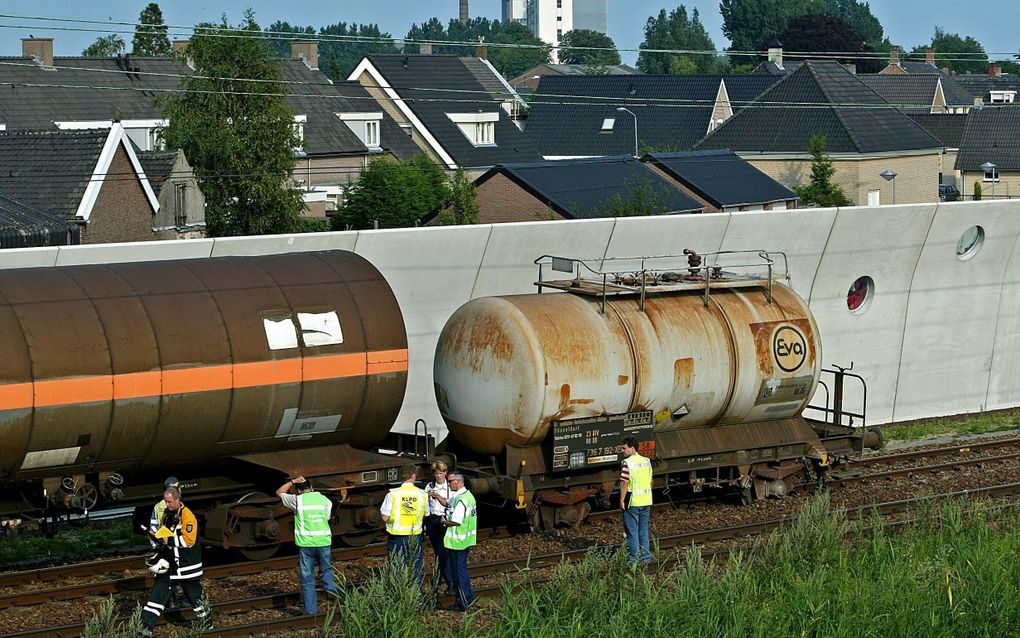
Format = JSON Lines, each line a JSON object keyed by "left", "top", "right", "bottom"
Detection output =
{"left": 956, "top": 225, "right": 985, "bottom": 260}
{"left": 847, "top": 276, "right": 874, "bottom": 314}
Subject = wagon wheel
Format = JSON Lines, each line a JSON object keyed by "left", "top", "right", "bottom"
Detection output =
{"left": 236, "top": 492, "right": 281, "bottom": 561}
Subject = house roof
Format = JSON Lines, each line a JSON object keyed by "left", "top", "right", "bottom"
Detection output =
{"left": 858, "top": 75, "right": 973, "bottom": 113}
{"left": 750, "top": 60, "right": 803, "bottom": 76}
{"left": 138, "top": 150, "right": 179, "bottom": 192}
{"left": 908, "top": 113, "right": 968, "bottom": 148}
{"left": 478, "top": 156, "right": 703, "bottom": 218}
{"left": 954, "top": 107, "right": 1020, "bottom": 171}
{"left": 953, "top": 74, "right": 1020, "bottom": 102}
{"left": 895, "top": 60, "right": 948, "bottom": 75}
{"left": 0, "top": 129, "right": 110, "bottom": 218}
{"left": 644, "top": 150, "right": 797, "bottom": 207}
{"left": 695, "top": 61, "right": 942, "bottom": 154}
{"left": 0, "top": 55, "right": 417, "bottom": 159}
{"left": 0, "top": 191, "right": 78, "bottom": 248}
{"left": 523, "top": 74, "right": 778, "bottom": 157}
{"left": 355, "top": 54, "right": 542, "bottom": 168}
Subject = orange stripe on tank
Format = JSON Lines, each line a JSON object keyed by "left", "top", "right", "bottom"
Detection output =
{"left": 0, "top": 349, "right": 407, "bottom": 410}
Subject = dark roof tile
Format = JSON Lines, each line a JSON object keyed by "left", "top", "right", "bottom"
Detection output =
{"left": 645, "top": 150, "right": 797, "bottom": 207}
{"left": 954, "top": 107, "right": 1020, "bottom": 171}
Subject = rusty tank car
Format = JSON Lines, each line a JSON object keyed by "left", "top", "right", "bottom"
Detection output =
{"left": 0, "top": 250, "right": 419, "bottom": 555}
{"left": 435, "top": 251, "right": 875, "bottom": 529}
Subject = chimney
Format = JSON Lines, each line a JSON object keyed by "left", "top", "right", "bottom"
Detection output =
{"left": 460, "top": 0, "right": 469, "bottom": 25}
{"left": 988, "top": 62, "right": 1001, "bottom": 77}
{"left": 475, "top": 36, "right": 487, "bottom": 60}
{"left": 766, "top": 38, "right": 783, "bottom": 69}
{"left": 291, "top": 40, "right": 318, "bottom": 71}
{"left": 420, "top": 42, "right": 432, "bottom": 55}
{"left": 22, "top": 37, "right": 53, "bottom": 68}
{"left": 925, "top": 47, "right": 935, "bottom": 66}
{"left": 889, "top": 46, "right": 900, "bottom": 66}
{"left": 841, "top": 63, "right": 856, "bottom": 74}
{"left": 974, "top": 95, "right": 984, "bottom": 107}
{"left": 171, "top": 40, "right": 189, "bottom": 54}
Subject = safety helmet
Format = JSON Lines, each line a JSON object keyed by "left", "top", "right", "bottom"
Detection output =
{"left": 148, "top": 558, "right": 171, "bottom": 576}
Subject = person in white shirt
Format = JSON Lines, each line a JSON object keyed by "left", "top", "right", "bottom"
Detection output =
{"left": 423, "top": 460, "right": 453, "bottom": 594}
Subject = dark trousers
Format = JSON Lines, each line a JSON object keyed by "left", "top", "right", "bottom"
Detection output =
{"left": 387, "top": 533, "right": 424, "bottom": 583}
{"left": 447, "top": 547, "right": 475, "bottom": 611}
{"left": 141, "top": 574, "right": 207, "bottom": 629}
{"left": 424, "top": 516, "right": 452, "bottom": 590}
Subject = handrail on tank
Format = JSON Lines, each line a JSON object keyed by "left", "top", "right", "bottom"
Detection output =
{"left": 534, "top": 250, "right": 790, "bottom": 312}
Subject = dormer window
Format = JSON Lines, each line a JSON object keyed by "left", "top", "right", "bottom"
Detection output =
{"left": 337, "top": 112, "right": 384, "bottom": 150}
{"left": 447, "top": 112, "right": 499, "bottom": 147}
{"left": 293, "top": 114, "right": 307, "bottom": 152}
{"left": 600, "top": 117, "right": 615, "bottom": 132}
{"left": 990, "top": 90, "right": 1016, "bottom": 104}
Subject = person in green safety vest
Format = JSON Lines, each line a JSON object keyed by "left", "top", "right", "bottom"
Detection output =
{"left": 442, "top": 472, "right": 477, "bottom": 611}
{"left": 277, "top": 475, "right": 338, "bottom": 615}
{"left": 619, "top": 436, "right": 653, "bottom": 565}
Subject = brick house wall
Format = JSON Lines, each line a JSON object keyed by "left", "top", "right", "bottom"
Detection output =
{"left": 644, "top": 164, "right": 715, "bottom": 212}
{"left": 446, "top": 172, "right": 566, "bottom": 225}
{"left": 82, "top": 146, "right": 156, "bottom": 244}
{"left": 960, "top": 170, "right": 1020, "bottom": 201}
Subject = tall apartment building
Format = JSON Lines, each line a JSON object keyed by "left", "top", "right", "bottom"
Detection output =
{"left": 510, "top": 0, "right": 607, "bottom": 63}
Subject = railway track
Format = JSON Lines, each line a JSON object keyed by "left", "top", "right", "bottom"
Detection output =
{"left": 10, "top": 478, "right": 1020, "bottom": 638}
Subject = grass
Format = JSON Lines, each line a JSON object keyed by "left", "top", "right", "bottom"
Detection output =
{"left": 0, "top": 519, "right": 139, "bottom": 567}
{"left": 881, "top": 408, "right": 1020, "bottom": 444}
{"left": 326, "top": 493, "right": 1020, "bottom": 638}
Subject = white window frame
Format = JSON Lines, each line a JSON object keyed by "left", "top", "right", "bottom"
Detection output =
{"left": 337, "top": 112, "right": 384, "bottom": 150}
{"left": 867, "top": 189, "right": 881, "bottom": 206}
{"left": 364, "top": 120, "right": 380, "bottom": 147}
{"left": 292, "top": 114, "right": 307, "bottom": 152}
{"left": 600, "top": 117, "right": 615, "bottom": 132}
{"left": 447, "top": 112, "right": 499, "bottom": 147}
{"left": 984, "top": 167, "right": 1000, "bottom": 182}
{"left": 990, "top": 90, "right": 1016, "bottom": 104}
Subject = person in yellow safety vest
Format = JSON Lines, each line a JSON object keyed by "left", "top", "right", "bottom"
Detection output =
{"left": 380, "top": 463, "right": 427, "bottom": 582}
{"left": 619, "top": 435, "right": 653, "bottom": 565}
{"left": 277, "top": 475, "right": 338, "bottom": 616}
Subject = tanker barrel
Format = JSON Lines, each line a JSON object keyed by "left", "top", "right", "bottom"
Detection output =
{"left": 467, "top": 476, "right": 499, "bottom": 496}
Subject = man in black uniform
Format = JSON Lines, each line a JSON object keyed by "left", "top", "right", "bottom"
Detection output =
{"left": 138, "top": 486, "right": 210, "bottom": 637}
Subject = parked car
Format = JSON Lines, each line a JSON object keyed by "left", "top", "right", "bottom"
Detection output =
{"left": 939, "top": 184, "right": 961, "bottom": 201}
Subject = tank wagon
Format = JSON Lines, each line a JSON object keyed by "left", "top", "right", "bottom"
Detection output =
{"left": 435, "top": 251, "right": 875, "bottom": 529}
{"left": 0, "top": 250, "right": 420, "bottom": 555}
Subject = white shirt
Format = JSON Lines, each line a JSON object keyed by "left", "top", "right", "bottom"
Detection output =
{"left": 425, "top": 480, "right": 452, "bottom": 516}
{"left": 447, "top": 487, "right": 468, "bottom": 524}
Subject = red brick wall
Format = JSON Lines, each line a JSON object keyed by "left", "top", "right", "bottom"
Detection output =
{"left": 475, "top": 173, "right": 567, "bottom": 223}
{"left": 82, "top": 146, "right": 156, "bottom": 244}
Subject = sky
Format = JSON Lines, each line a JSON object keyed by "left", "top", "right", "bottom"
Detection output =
{"left": 1, "top": 0, "right": 1018, "bottom": 66}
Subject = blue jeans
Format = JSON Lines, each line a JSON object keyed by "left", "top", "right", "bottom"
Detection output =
{"left": 298, "top": 545, "right": 336, "bottom": 615}
{"left": 447, "top": 547, "right": 475, "bottom": 610}
{"left": 623, "top": 505, "right": 652, "bottom": 564}
{"left": 387, "top": 533, "right": 424, "bottom": 583}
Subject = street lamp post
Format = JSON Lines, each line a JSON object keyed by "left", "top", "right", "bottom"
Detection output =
{"left": 880, "top": 169, "right": 898, "bottom": 204}
{"left": 981, "top": 161, "right": 997, "bottom": 199}
{"left": 616, "top": 107, "right": 638, "bottom": 158}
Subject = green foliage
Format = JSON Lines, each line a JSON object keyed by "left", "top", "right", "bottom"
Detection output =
{"left": 638, "top": 5, "right": 726, "bottom": 74}
{"left": 265, "top": 21, "right": 399, "bottom": 81}
{"left": 83, "top": 597, "right": 142, "bottom": 638}
{"left": 779, "top": 14, "right": 883, "bottom": 72}
{"left": 0, "top": 520, "right": 138, "bottom": 566}
{"left": 973, "top": 181, "right": 983, "bottom": 201}
{"left": 820, "top": 0, "right": 884, "bottom": 44}
{"left": 440, "top": 170, "right": 479, "bottom": 225}
{"left": 158, "top": 11, "right": 304, "bottom": 237}
{"left": 997, "top": 59, "right": 1020, "bottom": 75}
{"left": 595, "top": 177, "right": 679, "bottom": 217}
{"left": 294, "top": 217, "right": 331, "bottom": 233}
{"left": 334, "top": 155, "right": 449, "bottom": 230}
{"left": 132, "top": 3, "right": 171, "bottom": 57}
{"left": 82, "top": 34, "right": 126, "bottom": 57}
{"left": 794, "top": 134, "right": 852, "bottom": 207}
{"left": 911, "top": 26, "right": 988, "bottom": 74}
{"left": 404, "top": 18, "right": 550, "bottom": 78}
{"left": 338, "top": 547, "right": 432, "bottom": 638}
{"left": 558, "top": 29, "right": 621, "bottom": 66}
{"left": 880, "top": 408, "right": 1020, "bottom": 444}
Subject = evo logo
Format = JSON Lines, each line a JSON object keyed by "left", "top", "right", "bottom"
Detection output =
{"left": 773, "top": 325, "right": 807, "bottom": 372}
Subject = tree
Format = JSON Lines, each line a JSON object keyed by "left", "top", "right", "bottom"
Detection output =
{"left": 82, "top": 34, "right": 125, "bottom": 57}
{"left": 973, "top": 181, "right": 982, "bottom": 201}
{"left": 558, "top": 29, "right": 620, "bottom": 66}
{"left": 158, "top": 11, "right": 304, "bottom": 236}
{"left": 440, "top": 170, "right": 479, "bottom": 225}
{"left": 596, "top": 177, "right": 671, "bottom": 217}
{"left": 779, "top": 14, "right": 881, "bottom": 73}
{"left": 132, "top": 3, "right": 171, "bottom": 56}
{"left": 335, "top": 155, "right": 450, "bottom": 229}
{"left": 720, "top": 0, "right": 823, "bottom": 55}
{"left": 794, "top": 134, "right": 852, "bottom": 207}
{"left": 820, "top": 0, "right": 883, "bottom": 45}
{"left": 265, "top": 21, "right": 399, "bottom": 81}
{"left": 911, "top": 27, "right": 987, "bottom": 74}
{"left": 638, "top": 5, "right": 724, "bottom": 74}
{"left": 488, "top": 22, "right": 551, "bottom": 78}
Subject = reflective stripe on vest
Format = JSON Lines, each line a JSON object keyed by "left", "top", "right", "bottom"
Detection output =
{"left": 294, "top": 491, "right": 332, "bottom": 547}
{"left": 385, "top": 484, "right": 426, "bottom": 536}
{"left": 443, "top": 491, "right": 477, "bottom": 550}
{"left": 625, "top": 453, "right": 653, "bottom": 506}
